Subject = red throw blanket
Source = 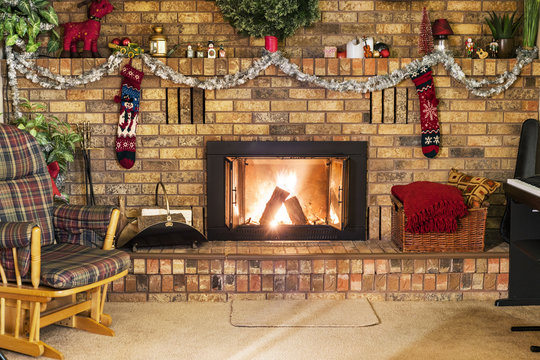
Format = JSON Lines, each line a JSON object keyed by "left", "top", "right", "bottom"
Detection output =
{"left": 391, "top": 182, "right": 468, "bottom": 233}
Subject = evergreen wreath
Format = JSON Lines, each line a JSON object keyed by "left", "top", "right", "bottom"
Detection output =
{"left": 214, "top": 0, "right": 320, "bottom": 39}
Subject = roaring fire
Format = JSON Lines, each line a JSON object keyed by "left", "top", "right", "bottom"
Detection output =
{"left": 241, "top": 158, "right": 339, "bottom": 227}
{"left": 270, "top": 170, "right": 297, "bottom": 226}
{"left": 276, "top": 170, "right": 297, "bottom": 194}
{"left": 330, "top": 207, "right": 339, "bottom": 225}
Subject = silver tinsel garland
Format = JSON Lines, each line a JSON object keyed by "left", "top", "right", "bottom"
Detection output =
{"left": 6, "top": 45, "right": 538, "bottom": 119}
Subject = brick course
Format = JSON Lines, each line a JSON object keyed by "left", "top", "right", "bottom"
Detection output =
{"left": 109, "top": 253, "right": 509, "bottom": 301}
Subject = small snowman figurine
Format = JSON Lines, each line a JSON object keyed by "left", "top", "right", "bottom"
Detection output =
{"left": 465, "top": 38, "right": 475, "bottom": 58}
{"left": 488, "top": 38, "right": 499, "bottom": 58}
{"left": 186, "top": 45, "right": 194, "bottom": 58}
{"left": 207, "top": 40, "right": 216, "bottom": 58}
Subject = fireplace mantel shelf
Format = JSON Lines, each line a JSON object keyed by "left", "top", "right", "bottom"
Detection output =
{"left": 7, "top": 56, "right": 534, "bottom": 78}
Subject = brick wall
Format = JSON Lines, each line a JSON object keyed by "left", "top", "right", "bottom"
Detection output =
{"left": 52, "top": 0, "right": 522, "bottom": 58}
{"left": 10, "top": 56, "right": 539, "bottom": 240}
{"left": 6, "top": 0, "right": 538, "bottom": 241}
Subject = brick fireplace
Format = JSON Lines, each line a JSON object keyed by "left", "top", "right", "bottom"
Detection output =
{"left": 3, "top": 0, "right": 531, "bottom": 301}
{"left": 207, "top": 141, "right": 367, "bottom": 240}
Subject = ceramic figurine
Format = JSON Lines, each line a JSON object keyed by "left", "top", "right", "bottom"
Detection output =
{"left": 465, "top": 38, "right": 475, "bottom": 58}
{"left": 218, "top": 44, "right": 226, "bottom": 58}
{"left": 207, "top": 41, "right": 216, "bottom": 58}
{"left": 186, "top": 45, "right": 194, "bottom": 58}
{"left": 488, "top": 38, "right": 498, "bottom": 58}
{"left": 196, "top": 43, "right": 205, "bottom": 58}
{"left": 362, "top": 37, "right": 373, "bottom": 58}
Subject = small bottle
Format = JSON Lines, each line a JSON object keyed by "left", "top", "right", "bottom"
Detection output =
{"left": 218, "top": 44, "right": 226, "bottom": 58}
{"left": 186, "top": 45, "right": 194, "bottom": 58}
{"left": 196, "top": 43, "right": 205, "bottom": 58}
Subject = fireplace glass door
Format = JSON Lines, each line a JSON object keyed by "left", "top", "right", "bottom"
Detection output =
{"left": 225, "top": 157, "right": 349, "bottom": 231}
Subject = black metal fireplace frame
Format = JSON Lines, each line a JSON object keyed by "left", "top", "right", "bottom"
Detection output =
{"left": 206, "top": 141, "right": 367, "bottom": 240}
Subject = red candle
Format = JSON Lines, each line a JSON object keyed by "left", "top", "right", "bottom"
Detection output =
{"left": 265, "top": 36, "right": 278, "bottom": 52}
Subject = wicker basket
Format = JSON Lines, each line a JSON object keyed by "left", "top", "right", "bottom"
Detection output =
{"left": 391, "top": 195, "right": 487, "bottom": 253}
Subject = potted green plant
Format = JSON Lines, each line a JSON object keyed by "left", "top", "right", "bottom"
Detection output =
{"left": 11, "top": 99, "right": 82, "bottom": 198}
{"left": 214, "top": 0, "right": 319, "bottom": 52}
{"left": 0, "top": 0, "right": 60, "bottom": 54}
{"left": 523, "top": 0, "right": 540, "bottom": 49}
{"left": 485, "top": 11, "right": 522, "bottom": 58}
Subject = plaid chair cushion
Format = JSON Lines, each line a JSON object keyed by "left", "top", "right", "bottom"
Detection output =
{"left": 0, "top": 222, "right": 35, "bottom": 279}
{"left": 0, "top": 222, "right": 34, "bottom": 249}
{"left": 54, "top": 204, "right": 116, "bottom": 248}
{"left": 0, "top": 124, "right": 49, "bottom": 180}
{"left": 0, "top": 124, "right": 56, "bottom": 279}
{"left": 40, "top": 243, "right": 131, "bottom": 289}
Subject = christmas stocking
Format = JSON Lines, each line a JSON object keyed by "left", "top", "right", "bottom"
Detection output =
{"left": 115, "top": 60, "right": 144, "bottom": 169}
{"left": 410, "top": 66, "right": 440, "bottom": 158}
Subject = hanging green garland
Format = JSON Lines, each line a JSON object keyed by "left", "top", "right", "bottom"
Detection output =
{"left": 214, "top": 0, "right": 320, "bottom": 39}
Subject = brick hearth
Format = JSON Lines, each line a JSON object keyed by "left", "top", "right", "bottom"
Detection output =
{"left": 108, "top": 240, "right": 509, "bottom": 302}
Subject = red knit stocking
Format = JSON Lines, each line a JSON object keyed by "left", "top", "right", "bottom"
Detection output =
{"left": 115, "top": 61, "right": 144, "bottom": 169}
{"left": 411, "top": 66, "right": 440, "bottom": 158}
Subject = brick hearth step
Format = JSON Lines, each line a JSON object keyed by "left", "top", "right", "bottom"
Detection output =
{"left": 108, "top": 240, "right": 509, "bottom": 302}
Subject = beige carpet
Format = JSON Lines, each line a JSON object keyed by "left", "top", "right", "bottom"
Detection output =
{"left": 230, "top": 299, "right": 379, "bottom": 327}
{"left": 3, "top": 300, "right": 540, "bottom": 360}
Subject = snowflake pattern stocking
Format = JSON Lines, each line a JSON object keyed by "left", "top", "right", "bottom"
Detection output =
{"left": 410, "top": 66, "right": 440, "bottom": 158}
{"left": 115, "top": 61, "right": 144, "bottom": 169}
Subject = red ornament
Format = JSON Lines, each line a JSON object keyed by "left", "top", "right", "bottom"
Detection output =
{"left": 122, "top": 37, "right": 131, "bottom": 46}
{"left": 111, "top": 38, "right": 121, "bottom": 45}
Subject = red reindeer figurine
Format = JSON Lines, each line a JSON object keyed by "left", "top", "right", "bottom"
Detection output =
{"left": 60, "top": 0, "right": 114, "bottom": 58}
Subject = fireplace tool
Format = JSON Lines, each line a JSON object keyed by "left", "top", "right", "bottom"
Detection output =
{"left": 77, "top": 122, "right": 95, "bottom": 205}
{"left": 119, "top": 182, "right": 207, "bottom": 250}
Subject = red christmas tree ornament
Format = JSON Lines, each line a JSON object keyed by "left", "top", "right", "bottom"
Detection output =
{"left": 418, "top": 7, "right": 434, "bottom": 56}
{"left": 60, "top": 0, "right": 114, "bottom": 58}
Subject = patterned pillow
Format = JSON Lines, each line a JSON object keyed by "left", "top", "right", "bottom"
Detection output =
{"left": 448, "top": 168, "right": 501, "bottom": 208}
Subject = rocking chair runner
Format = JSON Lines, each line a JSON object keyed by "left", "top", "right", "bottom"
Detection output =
{"left": 0, "top": 124, "right": 131, "bottom": 359}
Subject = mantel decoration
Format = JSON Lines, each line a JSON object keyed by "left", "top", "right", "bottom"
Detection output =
{"left": 6, "top": 43, "right": 538, "bottom": 159}
{"left": 213, "top": 0, "right": 319, "bottom": 52}
{"left": 485, "top": 11, "right": 522, "bottom": 58}
{"left": 523, "top": 0, "right": 540, "bottom": 49}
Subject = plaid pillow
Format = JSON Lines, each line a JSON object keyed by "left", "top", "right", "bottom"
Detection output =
{"left": 448, "top": 168, "right": 501, "bottom": 208}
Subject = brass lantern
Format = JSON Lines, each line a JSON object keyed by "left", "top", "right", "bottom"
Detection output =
{"left": 149, "top": 26, "right": 167, "bottom": 57}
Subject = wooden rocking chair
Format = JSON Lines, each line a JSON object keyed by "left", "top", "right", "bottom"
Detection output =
{"left": 0, "top": 124, "right": 131, "bottom": 359}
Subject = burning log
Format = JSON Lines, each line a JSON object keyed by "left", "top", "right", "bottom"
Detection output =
{"left": 260, "top": 186, "right": 290, "bottom": 225}
{"left": 284, "top": 196, "right": 307, "bottom": 225}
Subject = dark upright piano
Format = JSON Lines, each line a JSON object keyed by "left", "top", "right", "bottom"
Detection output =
{"left": 496, "top": 178, "right": 540, "bottom": 353}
